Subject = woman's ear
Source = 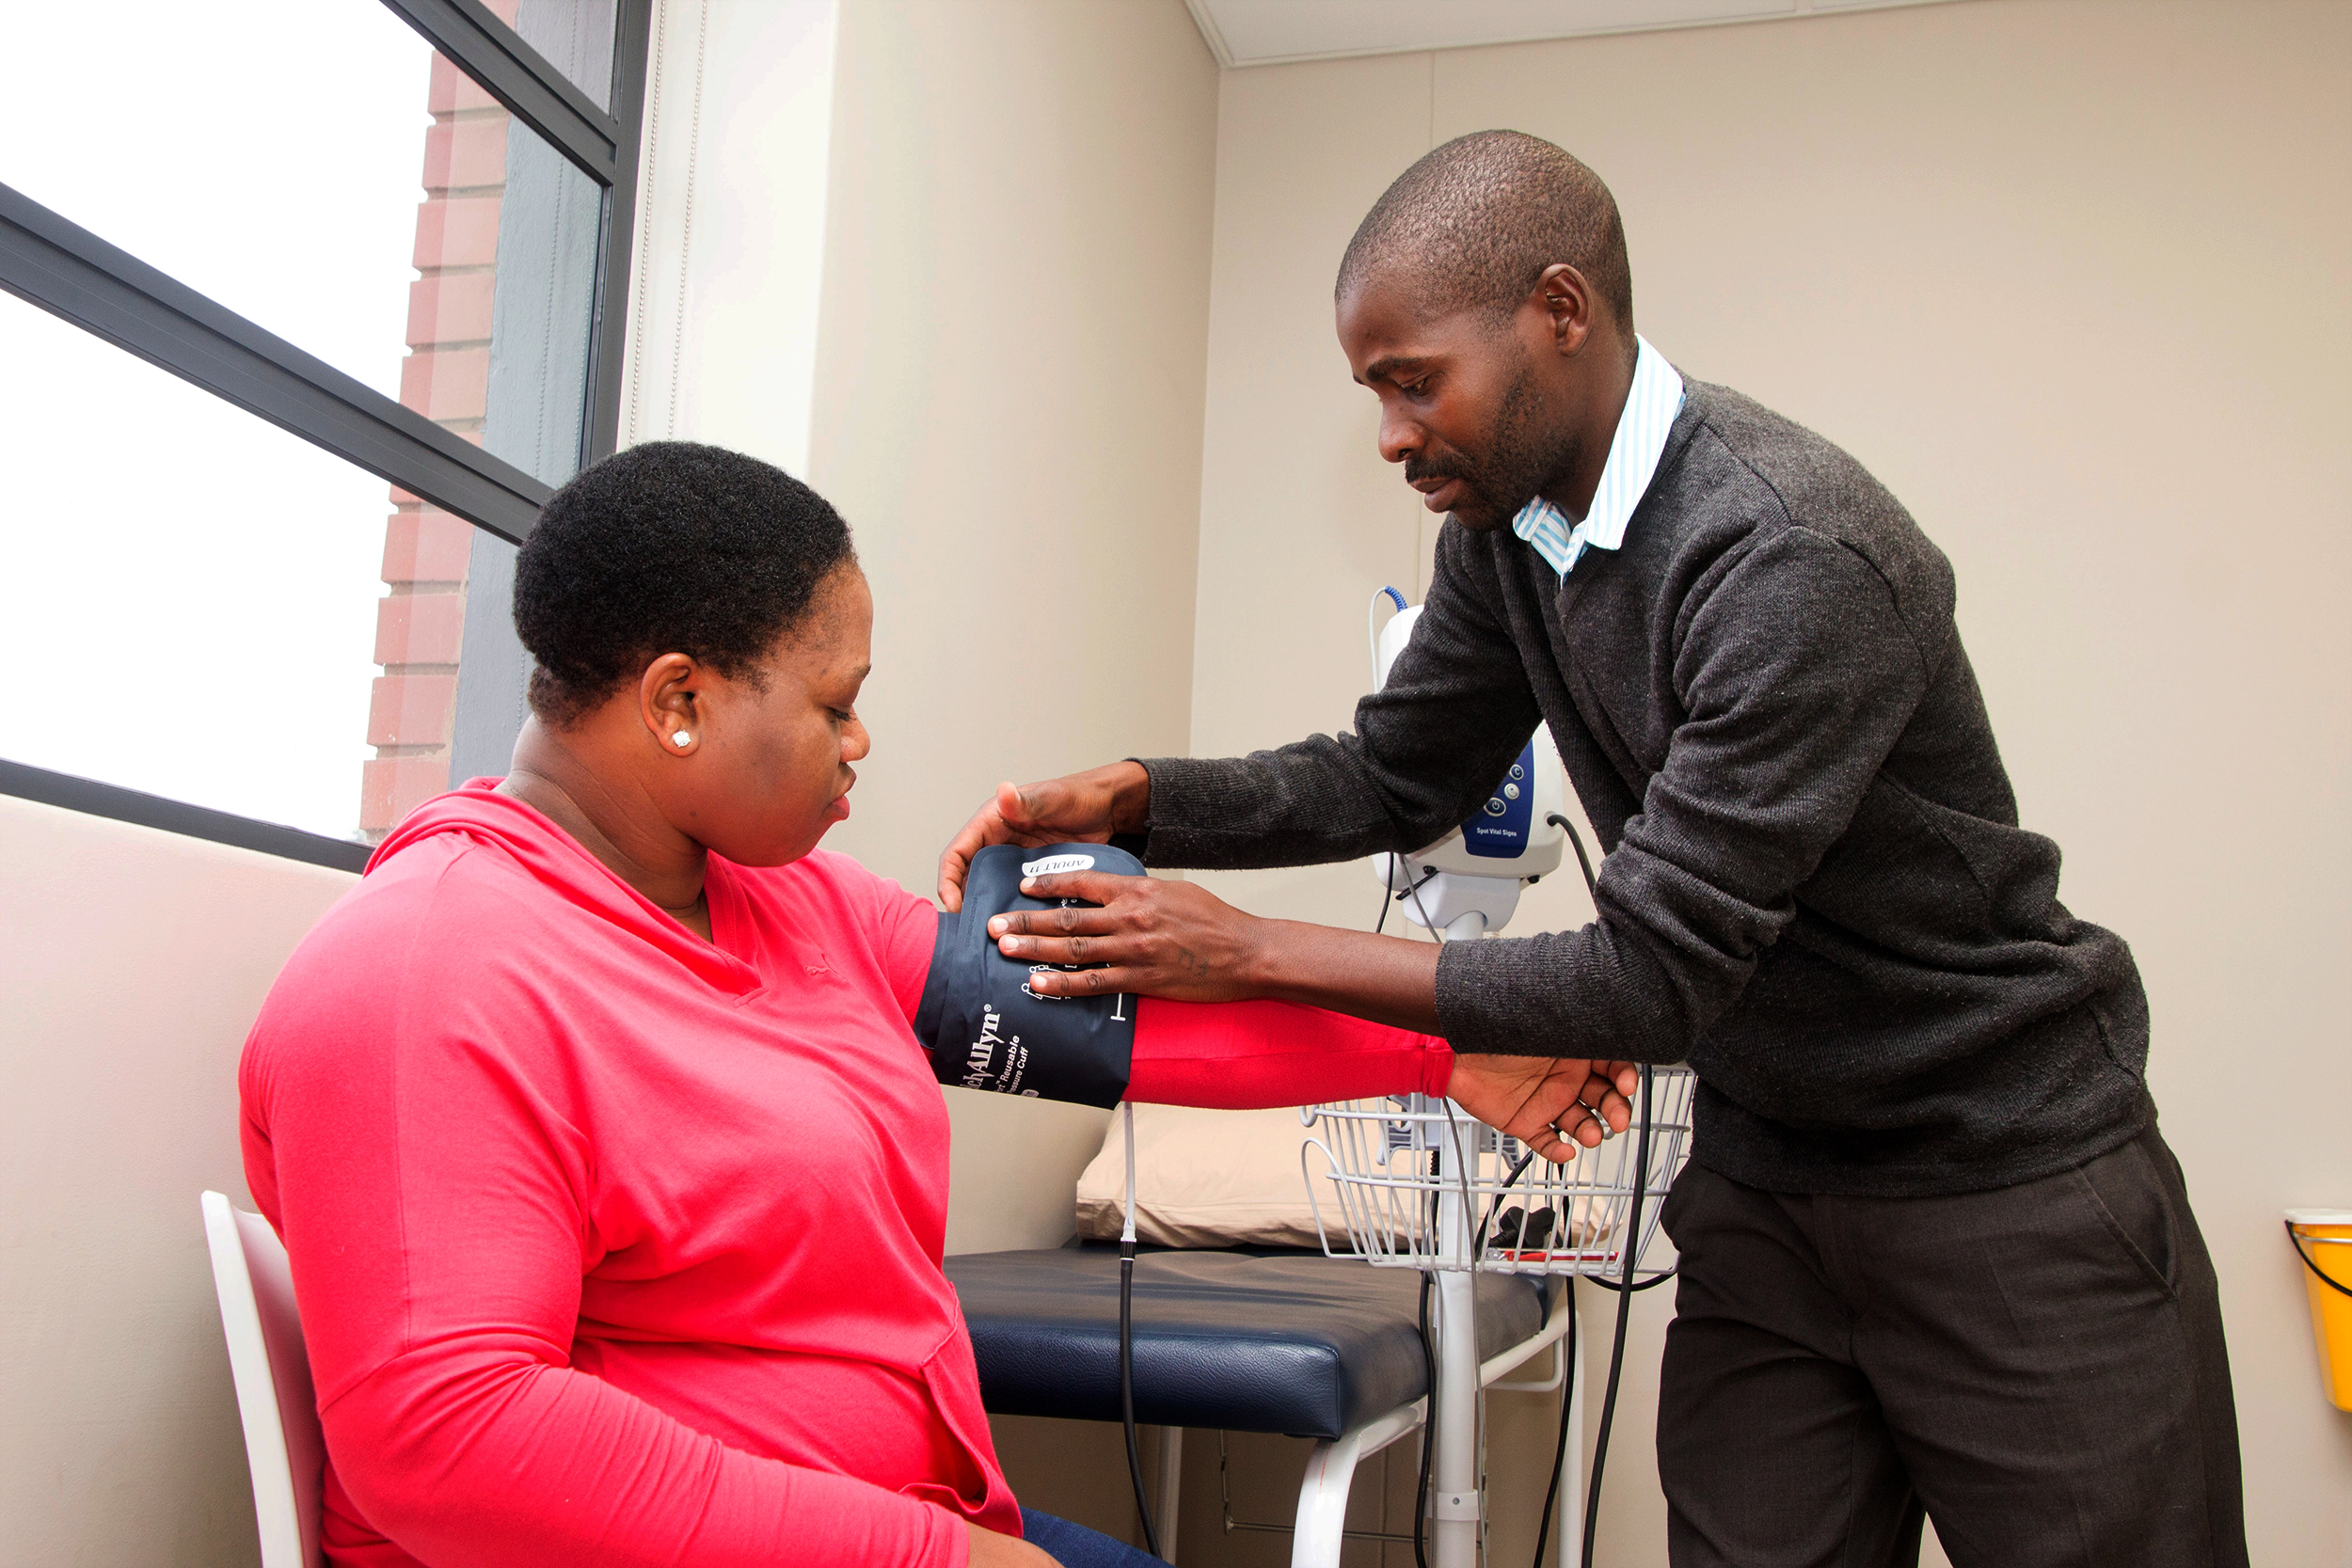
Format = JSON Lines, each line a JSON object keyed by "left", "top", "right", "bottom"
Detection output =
{"left": 638, "top": 652, "right": 701, "bottom": 754}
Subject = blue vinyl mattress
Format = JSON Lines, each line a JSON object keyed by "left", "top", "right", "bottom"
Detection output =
{"left": 943, "top": 1246, "right": 1551, "bottom": 1440}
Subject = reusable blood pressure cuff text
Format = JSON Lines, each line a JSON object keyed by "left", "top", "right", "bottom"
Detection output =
{"left": 914, "top": 842, "right": 1140, "bottom": 1108}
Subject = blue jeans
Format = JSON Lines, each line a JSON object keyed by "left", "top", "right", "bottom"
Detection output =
{"left": 1020, "top": 1508, "right": 1162, "bottom": 1567}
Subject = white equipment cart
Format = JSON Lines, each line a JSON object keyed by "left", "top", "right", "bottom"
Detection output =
{"left": 1302, "top": 1075, "right": 1692, "bottom": 1568}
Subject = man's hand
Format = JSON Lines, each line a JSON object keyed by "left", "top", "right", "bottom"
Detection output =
{"left": 1445, "top": 1053, "right": 1641, "bottom": 1164}
{"left": 937, "top": 762, "right": 1152, "bottom": 911}
{"left": 967, "top": 1522, "right": 1062, "bottom": 1568}
{"left": 985, "top": 869, "right": 1265, "bottom": 1003}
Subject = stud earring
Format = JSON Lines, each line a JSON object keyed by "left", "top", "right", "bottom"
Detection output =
{"left": 672, "top": 732, "right": 692, "bottom": 747}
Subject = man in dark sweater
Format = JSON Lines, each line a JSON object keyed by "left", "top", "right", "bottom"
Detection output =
{"left": 939, "top": 133, "right": 2243, "bottom": 1566}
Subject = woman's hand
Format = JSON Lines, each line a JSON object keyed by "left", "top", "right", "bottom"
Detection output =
{"left": 968, "top": 1522, "right": 1064, "bottom": 1567}
{"left": 1446, "top": 1053, "right": 1641, "bottom": 1164}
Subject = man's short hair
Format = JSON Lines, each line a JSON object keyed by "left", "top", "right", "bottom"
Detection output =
{"left": 1337, "top": 131, "right": 1632, "bottom": 332}
{"left": 514, "top": 441, "right": 857, "bottom": 725}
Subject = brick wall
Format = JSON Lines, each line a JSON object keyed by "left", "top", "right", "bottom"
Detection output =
{"left": 361, "top": 5, "right": 519, "bottom": 838}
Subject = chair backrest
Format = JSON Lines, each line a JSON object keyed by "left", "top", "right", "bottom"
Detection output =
{"left": 200, "top": 1191, "right": 324, "bottom": 1568}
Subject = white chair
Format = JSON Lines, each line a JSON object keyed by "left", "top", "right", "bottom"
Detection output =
{"left": 201, "top": 1191, "right": 325, "bottom": 1568}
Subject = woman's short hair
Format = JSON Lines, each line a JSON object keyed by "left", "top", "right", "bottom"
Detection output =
{"left": 514, "top": 441, "right": 857, "bottom": 725}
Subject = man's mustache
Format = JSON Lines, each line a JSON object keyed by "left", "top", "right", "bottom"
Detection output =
{"left": 1404, "top": 455, "right": 1471, "bottom": 486}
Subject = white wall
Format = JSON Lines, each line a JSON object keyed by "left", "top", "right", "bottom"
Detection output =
{"left": 620, "top": 0, "right": 1223, "bottom": 1262}
{"left": 1185, "top": 2, "right": 2352, "bottom": 1564}
{"left": 805, "top": 0, "right": 1220, "bottom": 1261}
{"left": 0, "top": 799, "right": 358, "bottom": 1565}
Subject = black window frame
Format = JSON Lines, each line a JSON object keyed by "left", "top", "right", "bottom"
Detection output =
{"left": 0, "top": 0, "right": 654, "bottom": 874}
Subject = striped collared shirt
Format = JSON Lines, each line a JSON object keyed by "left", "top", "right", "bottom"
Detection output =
{"left": 1510, "top": 335, "right": 1685, "bottom": 578}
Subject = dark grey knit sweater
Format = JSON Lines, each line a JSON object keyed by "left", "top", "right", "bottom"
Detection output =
{"left": 1143, "top": 379, "right": 2151, "bottom": 1196}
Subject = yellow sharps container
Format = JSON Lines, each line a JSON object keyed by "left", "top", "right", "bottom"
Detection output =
{"left": 2286, "top": 1209, "right": 2352, "bottom": 1412}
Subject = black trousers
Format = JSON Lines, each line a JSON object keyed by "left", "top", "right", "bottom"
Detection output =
{"left": 1655, "top": 1127, "right": 2247, "bottom": 1568}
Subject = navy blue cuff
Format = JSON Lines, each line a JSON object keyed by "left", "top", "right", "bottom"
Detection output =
{"left": 914, "top": 842, "right": 1141, "bottom": 1108}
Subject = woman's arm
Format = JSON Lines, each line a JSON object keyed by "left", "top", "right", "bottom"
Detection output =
{"left": 1127, "top": 996, "right": 1450, "bottom": 1106}
{"left": 879, "top": 863, "right": 1625, "bottom": 1151}
{"left": 1130, "top": 998, "right": 1629, "bottom": 1156}
{"left": 310, "top": 1339, "right": 960, "bottom": 1568}
{"left": 245, "top": 952, "right": 966, "bottom": 1568}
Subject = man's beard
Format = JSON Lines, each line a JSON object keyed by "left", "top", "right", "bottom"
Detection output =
{"left": 1406, "top": 363, "right": 1576, "bottom": 531}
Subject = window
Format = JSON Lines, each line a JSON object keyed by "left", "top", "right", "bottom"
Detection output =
{"left": 0, "top": 0, "right": 648, "bottom": 871}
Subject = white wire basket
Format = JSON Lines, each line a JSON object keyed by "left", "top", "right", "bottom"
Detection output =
{"left": 1300, "top": 1067, "right": 1694, "bottom": 1278}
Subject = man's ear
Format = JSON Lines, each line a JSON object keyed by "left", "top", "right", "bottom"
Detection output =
{"left": 1534, "top": 262, "right": 1595, "bottom": 356}
{"left": 638, "top": 652, "right": 701, "bottom": 754}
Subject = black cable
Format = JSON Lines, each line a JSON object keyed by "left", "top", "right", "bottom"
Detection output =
{"left": 1375, "top": 862, "right": 1441, "bottom": 940}
{"left": 1531, "top": 1283, "right": 1579, "bottom": 1568}
{"left": 1546, "top": 813, "right": 1598, "bottom": 901}
{"left": 1581, "top": 1269, "right": 1677, "bottom": 1293}
{"left": 1581, "top": 1064, "right": 1654, "bottom": 1568}
{"left": 1118, "top": 1241, "right": 1163, "bottom": 1559}
{"left": 1548, "top": 810, "right": 1679, "bottom": 1305}
{"left": 1413, "top": 1266, "right": 1435, "bottom": 1568}
{"left": 1410, "top": 1139, "right": 1443, "bottom": 1568}
{"left": 1474, "top": 1145, "right": 1542, "bottom": 1256}
{"left": 1404, "top": 865, "right": 1443, "bottom": 940}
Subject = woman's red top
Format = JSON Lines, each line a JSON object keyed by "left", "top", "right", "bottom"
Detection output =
{"left": 240, "top": 784, "right": 1451, "bottom": 1568}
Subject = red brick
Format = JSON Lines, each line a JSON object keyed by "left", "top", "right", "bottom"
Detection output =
{"left": 367, "top": 673, "right": 459, "bottom": 747}
{"left": 422, "top": 116, "right": 511, "bottom": 193}
{"left": 483, "top": 0, "right": 518, "bottom": 23}
{"left": 407, "top": 272, "right": 496, "bottom": 348}
{"left": 399, "top": 345, "right": 489, "bottom": 421}
{"left": 382, "top": 509, "right": 479, "bottom": 584}
{"left": 412, "top": 197, "right": 502, "bottom": 270}
{"left": 427, "top": 54, "right": 502, "bottom": 115}
{"left": 375, "top": 591, "right": 468, "bottom": 666}
{"left": 361, "top": 754, "right": 452, "bottom": 832}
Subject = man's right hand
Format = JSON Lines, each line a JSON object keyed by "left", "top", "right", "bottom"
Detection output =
{"left": 937, "top": 761, "right": 1152, "bottom": 911}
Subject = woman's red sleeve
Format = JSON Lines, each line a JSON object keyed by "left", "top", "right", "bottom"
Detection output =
{"left": 1128, "top": 997, "right": 1452, "bottom": 1107}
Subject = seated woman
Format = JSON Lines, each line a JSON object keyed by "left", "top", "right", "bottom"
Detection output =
{"left": 240, "top": 442, "right": 1629, "bottom": 1568}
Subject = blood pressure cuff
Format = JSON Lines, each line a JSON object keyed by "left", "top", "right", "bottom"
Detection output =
{"left": 914, "top": 841, "right": 1141, "bottom": 1108}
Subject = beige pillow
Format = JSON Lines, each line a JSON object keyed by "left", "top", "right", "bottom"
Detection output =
{"left": 1075, "top": 1104, "right": 1343, "bottom": 1249}
{"left": 1075, "top": 1103, "right": 1614, "bottom": 1255}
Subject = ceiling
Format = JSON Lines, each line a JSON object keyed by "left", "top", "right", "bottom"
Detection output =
{"left": 1183, "top": 0, "right": 1963, "bottom": 68}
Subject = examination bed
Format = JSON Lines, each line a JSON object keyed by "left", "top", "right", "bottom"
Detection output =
{"left": 944, "top": 1242, "right": 1568, "bottom": 1565}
